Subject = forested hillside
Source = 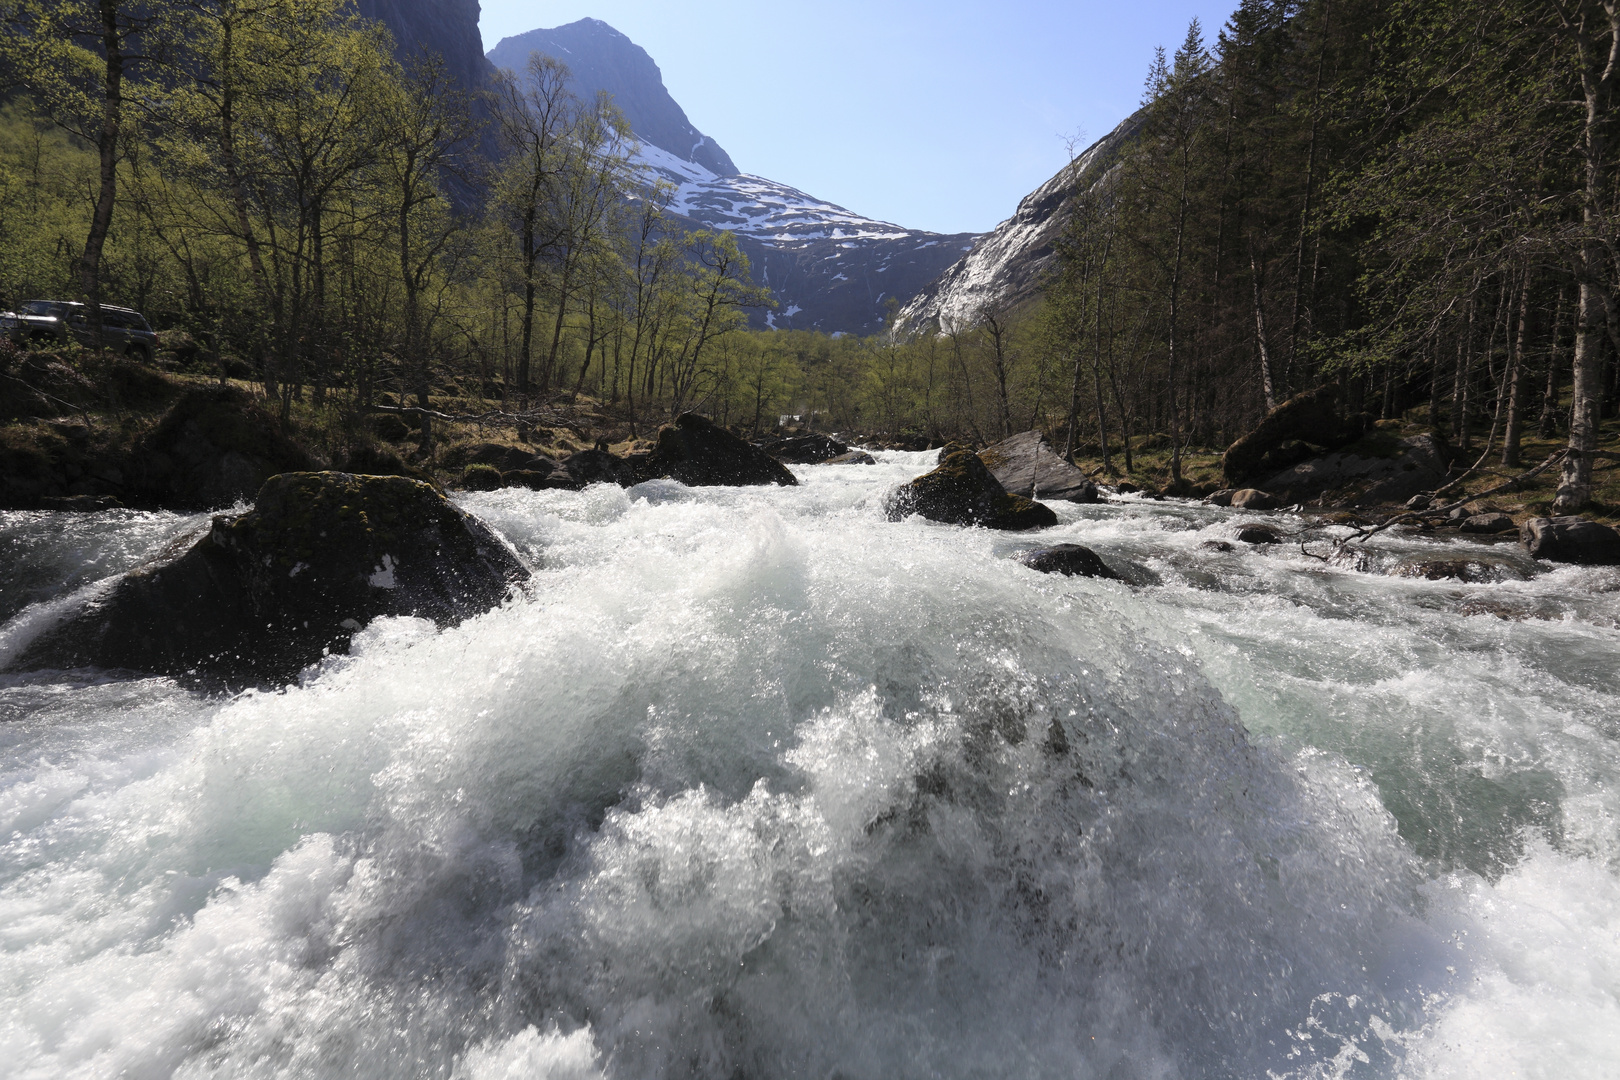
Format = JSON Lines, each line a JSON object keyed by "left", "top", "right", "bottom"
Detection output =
{"left": 1, "top": 0, "right": 1616, "bottom": 510}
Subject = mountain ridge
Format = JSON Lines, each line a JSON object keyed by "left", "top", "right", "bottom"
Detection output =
{"left": 487, "top": 18, "right": 980, "bottom": 336}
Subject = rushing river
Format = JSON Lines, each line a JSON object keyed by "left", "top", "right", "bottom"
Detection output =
{"left": 1, "top": 450, "right": 1617, "bottom": 1080}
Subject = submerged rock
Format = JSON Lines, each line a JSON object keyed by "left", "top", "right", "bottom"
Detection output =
{"left": 763, "top": 433, "right": 849, "bottom": 463}
{"left": 1391, "top": 556, "right": 1531, "bottom": 583}
{"left": 885, "top": 446, "right": 1057, "bottom": 530}
{"left": 979, "top": 431, "right": 1100, "bottom": 502}
{"left": 1520, "top": 516, "right": 1620, "bottom": 565}
{"left": 1016, "top": 544, "right": 1121, "bottom": 579}
{"left": 645, "top": 414, "right": 798, "bottom": 486}
{"left": 1234, "top": 523, "right": 1283, "bottom": 545}
{"left": 10, "top": 472, "right": 528, "bottom": 684}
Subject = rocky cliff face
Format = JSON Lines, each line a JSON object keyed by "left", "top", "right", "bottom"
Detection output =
{"left": 894, "top": 113, "right": 1142, "bottom": 335}
{"left": 488, "top": 19, "right": 978, "bottom": 336}
{"left": 356, "top": 0, "right": 492, "bottom": 91}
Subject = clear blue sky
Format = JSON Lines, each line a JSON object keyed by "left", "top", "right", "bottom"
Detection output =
{"left": 478, "top": 1, "right": 1238, "bottom": 236}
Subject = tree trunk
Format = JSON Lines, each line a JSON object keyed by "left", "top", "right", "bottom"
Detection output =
{"left": 78, "top": 0, "right": 125, "bottom": 356}
{"left": 1502, "top": 273, "right": 1532, "bottom": 466}
{"left": 1552, "top": 0, "right": 1618, "bottom": 513}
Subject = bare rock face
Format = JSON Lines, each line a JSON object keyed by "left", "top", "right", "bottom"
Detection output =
{"left": 10, "top": 472, "right": 528, "bottom": 684}
{"left": 645, "top": 414, "right": 798, "bottom": 487}
{"left": 979, "top": 431, "right": 1100, "bottom": 503}
{"left": 885, "top": 446, "right": 1057, "bottom": 530}
{"left": 1520, "top": 516, "right": 1620, "bottom": 565}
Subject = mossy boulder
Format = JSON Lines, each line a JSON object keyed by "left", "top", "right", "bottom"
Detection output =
{"left": 130, "top": 385, "right": 316, "bottom": 509}
{"left": 461, "top": 463, "right": 503, "bottom": 491}
{"left": 1223, "top": 386, "right": 1368, "bottom": 485}
{"left": 885, "top": 445, "right": 1058, "bottom": 530}
{"left": 646, "top": 413, "right": 798, "bottom": 486}
{"left": 9, "top": 471, "right": 529, "bottom": 685}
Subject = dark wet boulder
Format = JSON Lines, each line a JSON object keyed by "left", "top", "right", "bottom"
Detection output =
{"left": 1016, "top": 543, "right": 1121, "bottom": 579}
{"left": 1229, "top": 488, "right": 1279, "bottom": 511}
{"left": 826, "top": 450, "right": 877, "bottom": 465}
{"left": 460, "top": 463, "right": 503, "bottom": 491}
{"left": 1520, "top": 516, "right": 1620, "bottom": 565}
{"left": 764, "top": 433, "right": 849, "bottom": 463}
{"left": 129, "top": 385, "right": 317, "bottom": 509}
{"left": 979, "top": 431, "right": 1100, "bottom": 502}
{"left": 885, "top": 445, "right": 1057, "bottom": 530}
{"left": 10, "top": 472, "right": 528, "bottom": 684}
{"left": 1460, "top": 512, "right": 1515, "bottom": 535}
{"left": 1204, "top": 489, "right": 1236, "bottom": 507}
{"left": 1234, "top": 523, "right": 1283, "bottom": 545}
{"left": 645, "top": 413, "right": 798, "bottom": 486}
{"left": 560, "top": 447, "right": 645, "bottom": 488}
{"left": 500, "top": 469, "right": 555, "bottom": 491}
{"left": 1113, "top": 481, "right": 1141, "bottom": 494}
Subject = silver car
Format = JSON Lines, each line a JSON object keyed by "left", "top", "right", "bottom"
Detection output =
{"left": 0, "top": 300, "right": 158, "bottom": 363}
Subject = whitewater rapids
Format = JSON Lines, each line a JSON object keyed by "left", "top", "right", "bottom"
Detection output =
{"left": 1, "top": 451, "right": 1617, "bottom": 1079}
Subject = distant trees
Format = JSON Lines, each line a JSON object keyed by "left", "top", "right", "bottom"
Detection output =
{"left": 1, "top": 0, "right": 1611, "bottom": 492}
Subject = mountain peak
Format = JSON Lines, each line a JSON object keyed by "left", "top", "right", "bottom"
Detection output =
{"left": 486, "top": 19, "right": 739, "bottom": 177}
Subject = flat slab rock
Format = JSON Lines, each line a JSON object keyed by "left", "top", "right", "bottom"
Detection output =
{"left": 11, "top": 471, "right": 528, "bottom": 684}
{"left": 885, "top": 446, "right": 1057, "bottom": 530}
{"left": 979, "top": 431, "right": 1100, "bottom": 502}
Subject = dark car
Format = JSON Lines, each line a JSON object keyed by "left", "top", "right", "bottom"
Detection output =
{"left": 0, "top": 300, "right": 159, "bottom": 362}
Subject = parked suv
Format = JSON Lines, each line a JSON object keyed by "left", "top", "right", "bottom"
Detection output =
{"left": 0, "top": 300, "right": 158, "bottom": 362}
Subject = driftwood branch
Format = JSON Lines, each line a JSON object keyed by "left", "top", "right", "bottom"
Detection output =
{"left": 1343, "top": 448, "right": 1568, "bottom": 545}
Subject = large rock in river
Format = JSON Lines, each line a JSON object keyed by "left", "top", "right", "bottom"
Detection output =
{"left": 885, "top": 445, "right": 1058, "bottom": 530}
{"left": 1520, "top": 516, "right": 1620, "bottom": 565}
{"left": 979, "top": 431, "right": 1100, "bottom": 502}
{"left": 10, "top": 472, "right": 528, "bottom": 683}
{"left": 763, "top": 433, "right": 849, "bottom": 464}
{"left": 1016, "top": 543, "right": 1120, "bottom": 579}
{"left": 645, "top": 413, "right": 798, "bottom": 486}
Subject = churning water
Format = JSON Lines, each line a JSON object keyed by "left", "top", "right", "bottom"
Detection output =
{"left": 1, "top": 451, "right": 1617, "bottom": 1079}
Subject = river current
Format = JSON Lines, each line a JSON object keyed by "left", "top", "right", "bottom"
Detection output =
{"left": 1, "top": 450, "right": 1617, "bottom": 1079}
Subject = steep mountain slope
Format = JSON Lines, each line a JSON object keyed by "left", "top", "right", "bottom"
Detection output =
{"left": 487, "top": 19, "right": 738, "bottom": 178}
{"left": 487, "top": 19, "right": 978, "bottom": 336}
{"left": 894, "top": 114, "right": 1142, "bottom": 335}
{"left": 357, "top": 0, "right": 492, "bottom": 91}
